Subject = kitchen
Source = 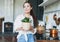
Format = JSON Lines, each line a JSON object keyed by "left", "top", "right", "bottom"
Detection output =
{"left": 0, "top": 0, "right": 60, "bottom": 42}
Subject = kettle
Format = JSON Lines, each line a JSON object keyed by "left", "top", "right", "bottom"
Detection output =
{"left": 50, "top": 26, "right": 58, "bottom": 38}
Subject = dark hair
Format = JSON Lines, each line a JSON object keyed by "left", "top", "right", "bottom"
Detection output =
{"left": 23, "top": 1, "right": 32, "bottom": 8}
{"left": 23, "top": 1, "right": 38, "bottom": 27}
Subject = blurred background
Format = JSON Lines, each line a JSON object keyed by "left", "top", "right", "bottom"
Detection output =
{"left": 0, "top": 0, "right": 60, "bottom": 42}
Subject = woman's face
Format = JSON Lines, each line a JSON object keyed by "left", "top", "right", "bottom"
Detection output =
{"left": 23, "top": 3, "right": 32, "bottom": 14}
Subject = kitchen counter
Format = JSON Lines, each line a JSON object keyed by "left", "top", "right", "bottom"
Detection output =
{"left": 0, "top": 32, "right": 18, "bottom": 42}
{"left": 0, "top": 33, "right": 60, "bottom": 42}
{"left": 36, "top": 40, "right": 60, "bottom": 42}
{"left": 0, "top": 32, "right": 18, "bottom": 36}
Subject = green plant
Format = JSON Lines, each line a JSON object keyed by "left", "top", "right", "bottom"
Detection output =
{"left": 21, "top": 17, "right": 31, "bottom": 23}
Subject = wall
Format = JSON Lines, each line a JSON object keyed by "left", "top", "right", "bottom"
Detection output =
{"left": 0, "top": 0, "right": 26, "bottom": 32}
{"left": 5, "top": 0, "right": 14, "bottom": 22}
{"left": 0, "top": 0, "right": 26, "bottom": 22}
{"left": 0, "top": 0, "right": 5, "bottom": 18}
{"left": 43, "top": 0, "right": 60, "bottom": 23}
{"left": 14, "top": 0, "right": 26, "bottom": 21}
{"left": 44, "top": 0, "right": 60, "bottom": 13}
{"left": 0, "top": 0, "right": 13, "bottom": 22}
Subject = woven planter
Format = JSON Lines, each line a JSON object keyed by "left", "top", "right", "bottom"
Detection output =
{"left": 22, "top": 22, "right": 30, "bottom": 30}
{"left": 21, "top": 17, "right": 31, "bottom": 30}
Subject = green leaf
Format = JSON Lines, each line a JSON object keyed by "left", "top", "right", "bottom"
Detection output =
{"left": 21, "top": 17, "right": 30, "bottom": 23}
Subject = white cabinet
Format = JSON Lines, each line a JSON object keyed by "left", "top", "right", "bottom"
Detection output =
{"left": 38, "top": 0, "right": 58, "bottom": 6}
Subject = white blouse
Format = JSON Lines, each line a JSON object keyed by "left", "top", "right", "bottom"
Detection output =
{"left": 14, "top": 14, "right": 36, "bottom": 42}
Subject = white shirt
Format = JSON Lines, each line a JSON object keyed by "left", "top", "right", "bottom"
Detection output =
{"left": 14, "top": 14, "right": 36, "bottom": 42}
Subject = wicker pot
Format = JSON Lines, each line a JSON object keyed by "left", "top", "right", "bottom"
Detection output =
{"left": 22, "top": 22, "right": 30, "bottom": 30}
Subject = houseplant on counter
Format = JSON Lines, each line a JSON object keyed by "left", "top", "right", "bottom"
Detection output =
{"left": 21, "top": 17, "right": 31, "bottom": 30}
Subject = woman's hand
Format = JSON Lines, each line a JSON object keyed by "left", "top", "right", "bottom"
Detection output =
{"left": 28, "top": 26, "right": 34, "bottom": 33}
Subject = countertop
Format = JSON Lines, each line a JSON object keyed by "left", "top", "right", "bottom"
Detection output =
{"left": 36, "top": 40, "right": 60, "bottom": 42}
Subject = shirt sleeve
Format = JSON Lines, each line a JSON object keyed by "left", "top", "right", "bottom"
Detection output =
{"left": 30, "top": 16, "right": 34, "bottom": 27}
{"left": 14, "top": 15, "right": 22, "bottom": 32}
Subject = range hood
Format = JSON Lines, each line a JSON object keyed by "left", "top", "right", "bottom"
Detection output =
{"left": 38, "top": 0, "right": 59, "bottom": 6}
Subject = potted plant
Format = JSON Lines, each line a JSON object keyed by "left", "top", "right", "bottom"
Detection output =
{"left": 21, "top": 17, "right": 31, "bottom": 30}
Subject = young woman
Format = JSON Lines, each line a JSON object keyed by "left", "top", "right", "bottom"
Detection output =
{"left": 14, "top": 1, "right": 38, "bottom": 42}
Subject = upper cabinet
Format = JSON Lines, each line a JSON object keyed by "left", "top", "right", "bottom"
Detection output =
{"left": 38, "top": 0, "right": 58, "bottom": 6}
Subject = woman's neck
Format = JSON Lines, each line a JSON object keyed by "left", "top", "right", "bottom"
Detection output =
{"left": 25, "top": 13, "right": 30, "bottom": 18}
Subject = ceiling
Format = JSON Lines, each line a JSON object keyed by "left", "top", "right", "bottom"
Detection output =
{"left": 39, "top": 0, "right": 59, "bottom": 6}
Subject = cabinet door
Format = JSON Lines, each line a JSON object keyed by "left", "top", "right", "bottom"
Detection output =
{"left": 0, "top": 37, "right": 2, "bottom": 42}
{"left": 4, "top": 36, "right": 12, "bottom": 42}
{"left": 12, "top": 36, "right": 17, "bottom": 42}
{"left": 4, "top": 36, "right": 17, "bottom": 42}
